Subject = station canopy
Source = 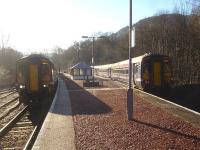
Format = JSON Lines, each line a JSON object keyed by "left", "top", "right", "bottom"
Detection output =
{"left": 71, "top": 62, "right": 91, "bottom": 69}
{"left": 70, "top": 62, "right": 92, "bottom": 80}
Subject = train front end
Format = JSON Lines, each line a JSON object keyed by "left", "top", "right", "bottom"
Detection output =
{"left": 141, "top": 54, "right": 172, "bottom": 90}
{"left": 16, "top": 55, "right": 55, "bottom": 104}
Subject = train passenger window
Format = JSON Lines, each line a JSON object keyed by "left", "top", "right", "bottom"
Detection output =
{"left": 123, "top": 69, "right": 128, "bottom": 74}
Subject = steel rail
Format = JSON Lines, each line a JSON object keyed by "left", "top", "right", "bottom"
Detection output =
{"left": 0, "top": 102, "right": 21, "bottom": 120}
{"left": 0, "top": 88, "right": 15, "bottom": 94}
{"left": 0, "top": 106, "right": 28, "bottom": 137}
{"left": 0, "top": 96, "right": 19, "bottom": 109}
{"left": 0, "top": 91, "right": 17, "bottom": 99}
{"left": 23, "top": 125, "right": 39, "bottom": 150}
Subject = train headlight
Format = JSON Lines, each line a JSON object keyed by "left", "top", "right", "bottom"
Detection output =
{"left": 19, "top": 85, "right": 25, "bottom": 89}
{"left": 43, "top": 84, "right": 48, "bottom": 88}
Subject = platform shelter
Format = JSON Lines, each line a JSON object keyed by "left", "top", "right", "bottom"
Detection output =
{"left": 70, "top": 62, "right": 92, "bottom": 80}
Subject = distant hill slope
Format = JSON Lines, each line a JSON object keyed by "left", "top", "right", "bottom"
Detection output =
{"left": 118, "top": 13, "right": 200, "bottom": 85}
{"left": 55, "top": 13, "right": 200, "bottom": 85}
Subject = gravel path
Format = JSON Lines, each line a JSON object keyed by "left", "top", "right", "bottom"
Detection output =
{"left": 63, "top": 77, "right": 200, "bottom": 149}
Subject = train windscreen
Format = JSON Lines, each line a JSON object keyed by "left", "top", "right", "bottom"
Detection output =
{"left": 41, "top": 63, "right": 51, "bottom": 82}
{"left": 163, "top": 62, "right": 171, "bottom": 81}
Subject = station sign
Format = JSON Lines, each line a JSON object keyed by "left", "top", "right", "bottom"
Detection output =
{"left": 131, "top": 27, "right": 135, "bottom": 48}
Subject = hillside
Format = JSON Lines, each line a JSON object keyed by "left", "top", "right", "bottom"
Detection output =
{"left": 52, "top": 13, "right": 200, "bottom": 85}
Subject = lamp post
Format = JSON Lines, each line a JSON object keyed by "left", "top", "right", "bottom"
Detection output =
{"left": 82, "top": 35, "right": 105, "bottom": 84}
{"left": 127, "top": 0, "right": 133, "bottom": 120}
{"left": 75, "top": 42, "right": 80, "bottom": 63}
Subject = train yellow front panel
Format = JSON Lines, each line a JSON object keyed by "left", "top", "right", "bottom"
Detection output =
{"left": 29, "top": 64, "right": 39, "bottom": 92}
{"left": 153, "top": 62, "right": 161, "bottom": 86}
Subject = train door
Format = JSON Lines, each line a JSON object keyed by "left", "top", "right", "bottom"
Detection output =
{"left": 29, "top": 64, "right": 39, "bottom": 92}
{"left": 153, "top": 61, "right": 161, "bottom": 86}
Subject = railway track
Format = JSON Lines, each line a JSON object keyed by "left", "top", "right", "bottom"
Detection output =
{"left": 0, "top": 89, "right": 21, "bottom": 125}
{"left": 0, "top": 90, "right": 17, "bottom": 100}
{"left": 0, "top": 90, "right": 39, "bottom": 150}
{"left": 0, "top": 88, "right": 54, "bottom": 149}
{"left": 0, "top": 96, "right": 19, "bottom": 110}
{"left": 0, "top": 97, "right": 22, "bottom": 124}
{"left": 0, "top": 106, "right": 38, "bottom": 149}
{"left": 0, "top": 88, "right": 16, "bottom": 95}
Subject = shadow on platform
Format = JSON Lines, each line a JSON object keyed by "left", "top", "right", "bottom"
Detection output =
{"left": 148, "top": 84, "right": 200, "bottom": 112}
{"left": 133, "top": 119, "right": 200, "bottom": 141}
{"left": 61, "top": 75, "right": 112, "bottom": 115}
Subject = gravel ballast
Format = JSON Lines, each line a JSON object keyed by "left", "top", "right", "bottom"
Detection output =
{"left": 63, "top": 77, "right": 200, "bottom": 149}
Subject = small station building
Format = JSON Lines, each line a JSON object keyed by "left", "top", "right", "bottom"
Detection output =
{"left": 69, "top": 62, "right": 92, "bottom": 80}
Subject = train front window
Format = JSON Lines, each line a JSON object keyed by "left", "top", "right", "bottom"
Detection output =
{"left": 41, "top": 63, "right": 51, "bottom": 81}
{"left": 163, "top": 63, "right": 171, "bottom": 73}
{"left": 42, "top": 64, "right": 50, "bottom": 74}
{"left": 163, "top": 62, "right": 171, "bottom": 81}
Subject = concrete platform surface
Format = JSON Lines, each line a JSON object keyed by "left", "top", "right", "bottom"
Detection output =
{"left": 32, "top": 78, "right": 76, "bottom": 150}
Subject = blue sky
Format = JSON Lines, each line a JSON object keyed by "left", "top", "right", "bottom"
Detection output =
{"left": 0, "top": 0, "right": 188, "bottom": 54}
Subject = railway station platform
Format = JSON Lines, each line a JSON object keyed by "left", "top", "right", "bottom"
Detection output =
{"left": 32, "top": 78, "right": 76, "bottom": 150}
{"left": 32, "top": 74, "right": 200, "bottom": 149}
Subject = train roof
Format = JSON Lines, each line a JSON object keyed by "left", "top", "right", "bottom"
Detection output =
{"left": 94, "top": 53, "right": 169, "bottom": 69}
{"left": 94, "top": 54, "right": 146, "bottom": 69}
{"left": 17, "top": 54, "right": 53, "bottom": 65}
{"left": 19, "top": 54, "right": 49, "bottom": 60}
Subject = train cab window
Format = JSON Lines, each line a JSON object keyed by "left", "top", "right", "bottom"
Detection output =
{"left": 41, "top": 63, "right": 51, "bottom": 81}
{"left": 163, "top": 63, "right": 171, "bottom": 74}
{"left": 142, "top": 63, "right": 149, "bottom": 80}
{"left": 17, "top": 65, "right": 25, "bottom": 83}
{"left": 41, "top": 64, "right": 50, "bottom": 75}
